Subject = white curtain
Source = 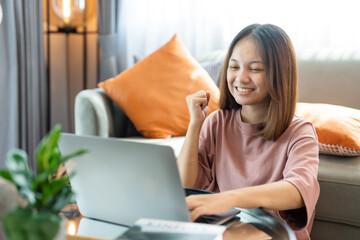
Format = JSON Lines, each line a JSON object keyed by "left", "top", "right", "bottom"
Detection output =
{"left": 116, "top": 0, "right": 360, "bottom": 70}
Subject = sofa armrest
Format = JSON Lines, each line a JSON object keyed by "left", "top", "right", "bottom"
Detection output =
{"left": 74, "top": 88, "right": 115, "bottom": 137}
{"left": 74, "top": 88, "right": 141, "bottom": 138}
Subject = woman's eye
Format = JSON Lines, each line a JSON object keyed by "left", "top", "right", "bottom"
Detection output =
{"left": 251, "top": 68, "right": 264, "bottom": 72}
{"left": 229, "top": 66, "right": 239, "bottom": 69}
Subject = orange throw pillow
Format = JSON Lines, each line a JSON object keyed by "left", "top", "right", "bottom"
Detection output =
{"left": 296, "top": 103, "right": 360, "bottom": 156}
{"left": 98, "top": 34, "right": 220, "bottom": 138}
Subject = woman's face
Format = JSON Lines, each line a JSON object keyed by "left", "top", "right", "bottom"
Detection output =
{"left": 227, "top": 36, "right": 269, "bottom": 109}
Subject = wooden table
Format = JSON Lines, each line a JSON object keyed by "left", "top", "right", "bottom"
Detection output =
{"left": 67, "top": 235, "right": 104, "bottom": 240}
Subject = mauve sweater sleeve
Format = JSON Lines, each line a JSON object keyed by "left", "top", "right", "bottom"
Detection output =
{"left": 193, "top": 111, "right": 219, "bottom": 191}
{"left": 279, "top": 121, "right": 320, "bottom": 231}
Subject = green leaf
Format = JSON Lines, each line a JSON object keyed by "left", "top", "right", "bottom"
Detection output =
{"left": 47, "top": 147, "right": 62, "bottom": 172}
{"left": 35, "top": 125, "right": 62, "bottom": 174}
{"left": 6, "top": 149, "right": 32, "bottom": 183}
{"left": 3, "top": 207, "right": 61, "bottom": 240}
{"left": 32, "top": 148, "right": 87, "bottom": 201}
{"left": 49, "top": 186, "right": 75, "bottom": 213}
{"left": 5, "top": 149, "right": 35, "bottom": 204}
{"left": 61, "top": 149, "right": 89, "bottom": 163}
{"left": 32, "top": 170, "right": 51, "bottom": 189}
{"left": 40, "top": 185, "right": 75, "bottom": 214}
{"left": 46, "top": 148, "right": 88, "bottom": 181}
{"left": 3, "top": 124, "right": 88, "bottom": 216}
{"left": 41, "top": 177, "right": 70, "bottom": 206}
{"left": 0, "top": 170, "right": 14, "bottom": 183}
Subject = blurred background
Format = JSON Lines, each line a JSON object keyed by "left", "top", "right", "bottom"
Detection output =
{"left": 0, "top": 0, "right": 359, "bottom": 169}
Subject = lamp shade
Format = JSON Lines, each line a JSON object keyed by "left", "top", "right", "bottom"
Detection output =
{"left": 0, "top": 3, "right": 3, "bottom": 25}
{"left": 52, "top": 0, "right": 84, "bottom": 25}
{"left": 49, "top": 0, "right": 96, "bottom": 30}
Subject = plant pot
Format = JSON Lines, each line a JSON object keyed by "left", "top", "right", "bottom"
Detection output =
{"left": 3, "top": 207, "right": 65, "bottom": 240}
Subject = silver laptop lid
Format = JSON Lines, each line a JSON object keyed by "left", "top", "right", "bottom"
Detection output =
{"left": 58, "top": 133, "right": 190, "bottom": 226}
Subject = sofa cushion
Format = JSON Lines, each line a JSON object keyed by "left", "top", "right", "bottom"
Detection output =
{"left": 315, "top": 154, "right": 360, "bottom": 227}
{"left": 98, "top": 34, "right": 220, "bottom": 138}
{"left": 196, "top": 50, "right": 226, "bottom": 86}
{"left": 199, "top": 61, "right": 223, "bottom": 86}
{"left": 296, "top": 103, "right": 360, "bottom": 156}
{"left": 311, "top": 218, "right": 360, "bottom": 240}
{"left": 134, "top": 55, "right": 223, "bottom": 86}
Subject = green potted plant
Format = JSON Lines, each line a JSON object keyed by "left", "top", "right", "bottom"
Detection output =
{"left": 0, "top": 125, "right": 87, "bottom": 240}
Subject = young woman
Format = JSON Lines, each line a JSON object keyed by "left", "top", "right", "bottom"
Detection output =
{"left": 177, "top": 24, "right": 319, "bottom": 240}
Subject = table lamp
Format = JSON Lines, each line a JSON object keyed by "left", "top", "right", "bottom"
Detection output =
{"left": 51, "top": 0, "right": 86, "bottom": 32}
{"left": 45, "top": 0, "right": 97, "bottom": 133}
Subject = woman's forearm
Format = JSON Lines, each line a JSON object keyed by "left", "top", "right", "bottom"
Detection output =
{"left": 186, "top": 180, "right": 304, "bottom": 221}
{"left": 229, "top": 180, "right": 304, "bottom": 211}
{"left": 177, "top": 122, "right": 202, "bottom": 188}
{"left": 178, "top": 90, "right": 210, "bottom": 188}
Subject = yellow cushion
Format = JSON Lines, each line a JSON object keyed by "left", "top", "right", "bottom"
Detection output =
{"left": 296, "top": 103, "right": 360, "bottom": 156}
{"left": 98, "top": 34, "right": 220, "bottom": 138}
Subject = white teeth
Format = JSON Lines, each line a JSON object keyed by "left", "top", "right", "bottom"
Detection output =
{"left": 236, "top": 87, "right": 254, "bottom": 92}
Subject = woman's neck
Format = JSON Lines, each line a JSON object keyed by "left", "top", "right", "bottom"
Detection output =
{"left": 240, "top": 106, "right": 267, "bottom": 124}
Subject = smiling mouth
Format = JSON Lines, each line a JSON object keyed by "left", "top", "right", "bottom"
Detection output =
{"left": 236, "top": 87, "right": 254, "bottom": 92}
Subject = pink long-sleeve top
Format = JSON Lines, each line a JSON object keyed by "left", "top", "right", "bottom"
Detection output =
{"left": 193, "top": 109, "right": 320, "bottom": 240}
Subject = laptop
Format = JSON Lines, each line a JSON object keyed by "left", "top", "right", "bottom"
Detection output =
{"left": 58, "top": 133, "right": 240, "bottom": 226}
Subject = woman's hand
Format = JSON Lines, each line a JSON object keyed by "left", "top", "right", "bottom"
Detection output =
{"left": 186, "top": 181, "right": 305, "bottom": 221}
{"left": 177, "top": 90, "right": 210, "bottom": 188}
{"left": 186, "top": 90, "right": 210, "bottom": 127}
{"left": 186, "top": 191, "right": 236, "bottom": 221}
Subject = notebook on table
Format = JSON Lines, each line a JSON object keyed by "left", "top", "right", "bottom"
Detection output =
{"left": 58, "top": 133, "right": 240, "bottom": 226}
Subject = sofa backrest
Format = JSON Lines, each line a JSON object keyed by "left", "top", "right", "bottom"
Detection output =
{"left": 298, "top": 59, "right": 360, "bottom": 109}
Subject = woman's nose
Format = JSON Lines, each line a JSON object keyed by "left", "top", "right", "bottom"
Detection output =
{"left": 235, "top": 69, "right": 250, "bottom": 83}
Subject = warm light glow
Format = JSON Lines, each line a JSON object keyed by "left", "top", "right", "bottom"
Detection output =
{"left": 67, "top": 221, "right": 76, "bottom": 235}
{"left": 52, "top": 0, "right": 94, "bottom": 28}
{"left": 63, "top": 0, "right": 71, "bottom": 24}
{"left": 79, "top": 0, "right": 85, "bottom": 10}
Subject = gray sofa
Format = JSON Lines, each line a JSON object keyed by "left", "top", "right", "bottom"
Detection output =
{"left": 74, "top": 52, "right": 360, "bottom": 239}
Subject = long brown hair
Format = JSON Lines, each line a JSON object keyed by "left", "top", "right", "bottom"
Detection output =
{"left": 219, "top": 24, "right": 298, "bottom": 141}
